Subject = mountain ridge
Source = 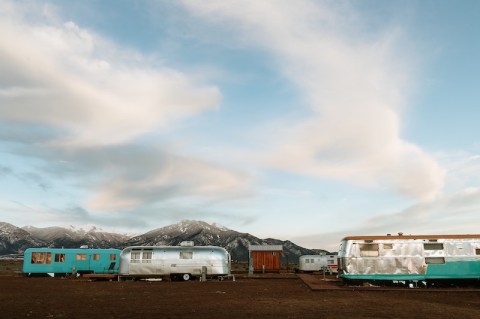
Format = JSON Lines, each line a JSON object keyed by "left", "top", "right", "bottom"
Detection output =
{"left": 1, "top": 220, "right": 331, "bottom": 262}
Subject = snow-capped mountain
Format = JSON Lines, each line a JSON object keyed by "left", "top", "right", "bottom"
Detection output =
{"left": 22, "top": 225, "right": 129, "bottom": 249}
{"left": 1, "top": 220, "right": 330, "bottom": 262}
{"left": 126, "top": 220, "right": 324, "bottom": 262}
{"left": 0, "top": 222, "right": 45, "bottom": 254}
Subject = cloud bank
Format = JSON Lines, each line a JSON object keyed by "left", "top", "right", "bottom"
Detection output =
{"left": 181, "top": 0, "right": 445, "bottom": 201}
{"left": 293, "top": 188, "right": 480, "bottom": 250}
{"left": 0, "top": 1, "right": 252, "bottom": 228}
{"left": 0, "top": 2, "right": 220, "bottom": 147}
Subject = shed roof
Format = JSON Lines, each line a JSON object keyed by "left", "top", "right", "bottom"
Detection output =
{"left": 248, "top": 245, "right": 283, "bottom": 251}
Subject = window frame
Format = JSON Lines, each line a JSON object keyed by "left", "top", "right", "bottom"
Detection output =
{"left": 142, "top": 251, "right": 152, "bottom": 263}
{"left": 424, "top": 243, "right": 444, "bottom": 251}
{"left": 76, "top": 254, "right": 87, "bottom": 261}
{"left": 180, "top": 251, "right": 193, "bottom": 260}
{"left": 54, "top": 253, "right": 66, "bottom": 263}
{"left": 359, "top": 243, "right": 379, "bottom": 257}
{"left": 31, "top": 252, "right": 52, "bottom": 264}
{"left": 130, "top": 251, "right": 141, "bottom": 263}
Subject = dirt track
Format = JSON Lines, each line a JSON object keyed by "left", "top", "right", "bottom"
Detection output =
{"left": 1, "top": 275, "right": 480, "bottom": 319}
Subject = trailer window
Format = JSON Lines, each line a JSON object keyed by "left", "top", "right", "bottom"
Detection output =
{"left": 93, "top": 254, "right": 100, "bottom": 261}
{"left": 131, "top": 251, "right": 141, "bottom": 263}
{"left": 305, "top": 259, "right": 310, "bottom": 263}
{"left": 110, "top": 254, "right": 117, "bottom": 260}
{"left": 142, "top": 252, "right": 152, "bottom": 263}
{"left": 76, "top": 254, "right": 87, "bottom": 261}
{"left": 180, "top": 252, "right": 193, "bottom": 259}
{"left": 476, "top": 249, "right": 480, "bottom": 255}
{"left": 425, "top": 257, "right": 445, "bottom": 264}
{"left": 383, "top": 244, "right": 393, "bottom": 249}
{"left": 359, "top": 244, "right": 379, "bottom": 257}
{"left": 327, "top": 259, "right": 335, "bottom": 265}
{"left": 424, "top": 243, "right": 444, "bottom": 250}
{"left": 31, "top": 252, "right": 51, "bottom": 264}
{"left": 54, "top": 253, "right": 65, "bottom": 263}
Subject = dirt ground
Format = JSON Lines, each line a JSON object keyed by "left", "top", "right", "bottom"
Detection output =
{"left": 1, "top": 274, "right": 480, "bottom": 319}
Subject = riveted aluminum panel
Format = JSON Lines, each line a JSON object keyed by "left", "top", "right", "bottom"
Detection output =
{"left": 338, "top": 236, "right": 480, "bottom": 280}
{"left": 118, "top": 245, "right": 230, "bottom": 277}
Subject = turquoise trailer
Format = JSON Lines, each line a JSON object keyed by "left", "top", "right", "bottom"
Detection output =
{"left": 23, "top": 248, "right": 121, "bottom": 277}
{"left": 337, "top": 234, "right": 480, "bottom": 284}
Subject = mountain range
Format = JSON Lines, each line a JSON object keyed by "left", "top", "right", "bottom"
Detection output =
{"left": 0, "top": 220, "right": 330, "bottom": 262}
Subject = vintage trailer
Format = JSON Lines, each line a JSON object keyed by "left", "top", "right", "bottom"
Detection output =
{"left": 338, "top": 234, "right": 480, "bottom": 284}
{"left": 118, "top": 243, "right": 231, "bottom": 281}
{"left": 298, "top": 254, "right": 338, "bottom": 273}
{"left": 23, "top": 247, "right": 121, "bottom": 277}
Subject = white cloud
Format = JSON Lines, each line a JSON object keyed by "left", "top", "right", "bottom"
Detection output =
{"left": 0, "top": 2, "right": 220, "bottom": 147}
{"left": 181, "top": 0, "right": 445, "bottom": 201}
{"left": 0, "top": 1, "right": 253, "bottom": 221}
{"left": 86, "top": 150, "right": 253, "bottom": 211}
{"left": 293, "top": 188, "right": 480, "bottom": 250}
{"left": 439, "top": 151, "right": 480, "bottom": 192}
{"left": 10, "top": 143, "right": 254, "bottom": 213}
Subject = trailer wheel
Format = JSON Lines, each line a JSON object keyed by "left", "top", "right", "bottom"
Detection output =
{"left": 182, "top": 273, "right": 191, "bottom": 281}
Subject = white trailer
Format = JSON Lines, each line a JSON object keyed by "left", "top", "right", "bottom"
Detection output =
{"left": 118, "top": 242, "right": 231, "bottom": 281}
{"left": 298, "top": 254, "right": 338, "bottom": 273}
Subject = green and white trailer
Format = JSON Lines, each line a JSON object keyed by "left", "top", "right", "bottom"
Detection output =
{"left": 337, "top": 234, "right": 480, "bottom": 284}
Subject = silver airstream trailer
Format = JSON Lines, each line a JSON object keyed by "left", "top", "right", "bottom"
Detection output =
{"left": 298, "top": 254, "right": 338, "bottom": 273}
{"left": 118, "top": 242, "right": 231, "bottom": 281}
{"left": 337, "top": 234, "right": 480, "bottom": 284}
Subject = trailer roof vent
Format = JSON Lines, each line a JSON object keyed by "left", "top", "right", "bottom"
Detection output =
{"left": 80, "top": 245, "right": 89, "bottom": 249}
{"left": 398, "top": 232, "right": 403, "bottom": 236}
{"left": 180, "top": 241, "right": 194, "bottom": 247}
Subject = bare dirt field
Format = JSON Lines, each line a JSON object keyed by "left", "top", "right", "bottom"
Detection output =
{"left": 1, "top": 273, "right": 480, "bottom": 319}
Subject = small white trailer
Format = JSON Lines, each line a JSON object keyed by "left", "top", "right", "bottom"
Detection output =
{"left": 118, "top": 242, "right": 231, "bottom": 281}
{"left": 298, "top": 254, "right": 338, "bottom": 273}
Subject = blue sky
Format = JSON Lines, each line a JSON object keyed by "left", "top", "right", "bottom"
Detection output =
{"left": 1, "top": 0, "right": 479, "bottom": 250}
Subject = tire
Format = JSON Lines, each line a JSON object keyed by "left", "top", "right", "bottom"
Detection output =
{"left": 182, "top": 273, "right": 191, "bottom": 281}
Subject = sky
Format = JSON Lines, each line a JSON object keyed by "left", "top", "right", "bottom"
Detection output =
{"left": 0, "top": 0, "right": 479, "bottom": 251}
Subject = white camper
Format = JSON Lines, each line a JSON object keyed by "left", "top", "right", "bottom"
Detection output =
{"left": 298, "top": 254, "right": 338, "bottom": 273}
{"left": 118, "top": 242, "right": 231, "bottom": 281}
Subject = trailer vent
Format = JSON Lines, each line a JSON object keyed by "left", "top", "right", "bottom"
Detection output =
{"left": 180, "top": 241, "right": 194, "bottom": 247}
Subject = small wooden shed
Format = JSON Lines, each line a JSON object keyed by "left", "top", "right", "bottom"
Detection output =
{"left": 248, "top": 245, "right": 283, "bottom": 273}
